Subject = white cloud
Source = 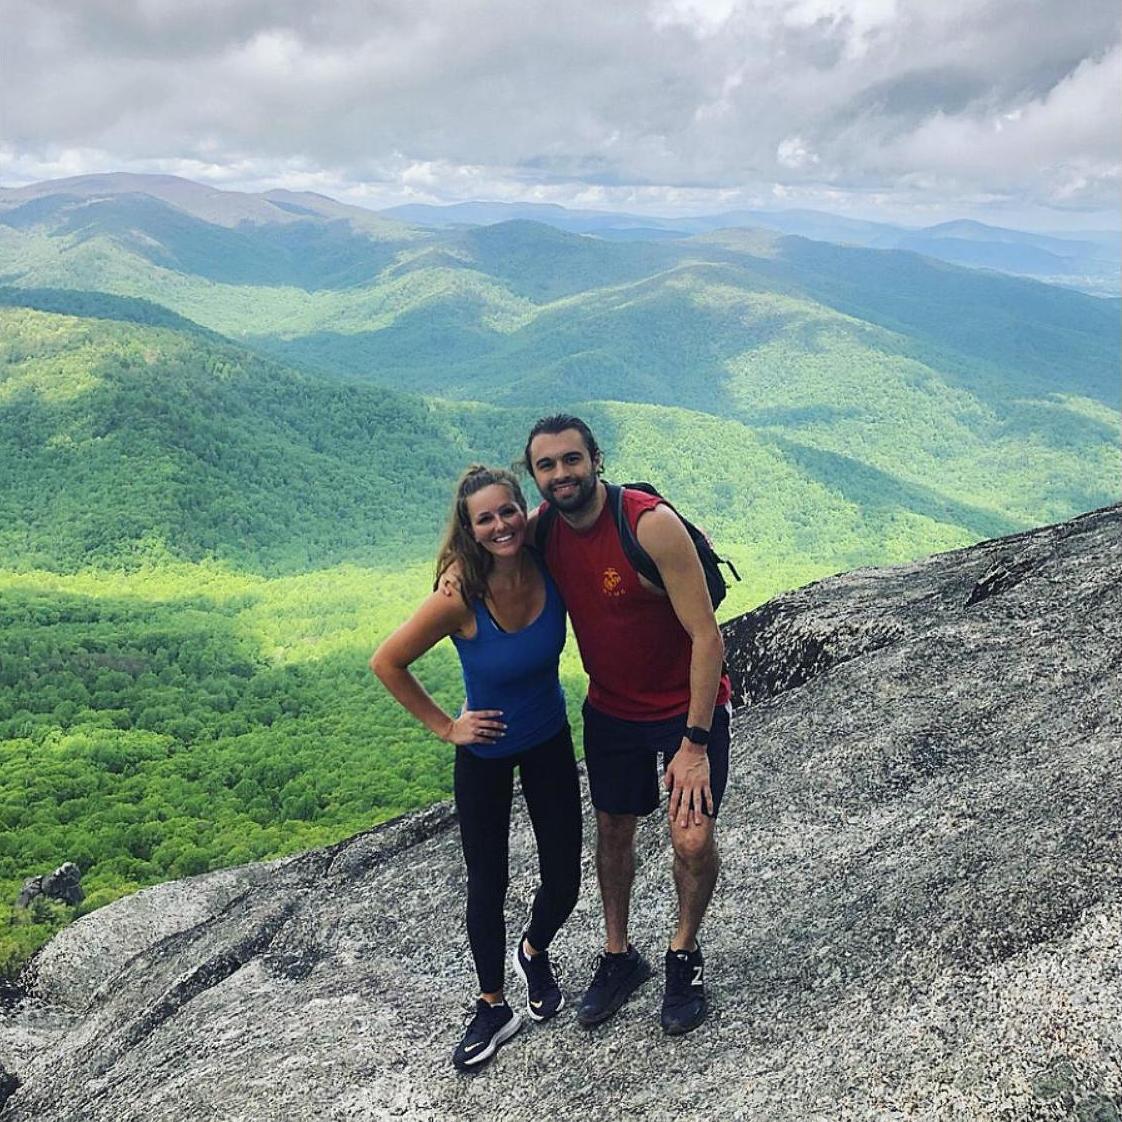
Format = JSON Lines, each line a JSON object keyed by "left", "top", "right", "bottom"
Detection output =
{"left": 776, "top": 137, "right": 821, "bottom": 170}
{"left": 0, "top": 0, "right": 1118, "bottom": 225}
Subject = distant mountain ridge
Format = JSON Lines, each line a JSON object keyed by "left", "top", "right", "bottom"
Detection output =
{"left": 3, "top": 174, "right": 1116, "bottom": 294}
{"left": 381, "top": 198, "right": 1120, "bottom": 296}
{"left": 1, "top": 174, "right": 1117, "bottom": 564}
{"left": 0, "top": 173, "right": 411, "bottom": 235}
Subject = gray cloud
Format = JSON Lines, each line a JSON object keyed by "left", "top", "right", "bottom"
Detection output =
{"left": 1, "top": 0, "right": 1118, "bottom": 225}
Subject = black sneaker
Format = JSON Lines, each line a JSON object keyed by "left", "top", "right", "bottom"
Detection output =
{"left": 661, "top": 943, "right": 707, "bottom": 1035}
{"left": 576, "top": 945, "right": 652, "bottom": 1026}
{"left": 512, "top": 934, "right": 564, "bottom": 1021}
{"left": 452, "top": 999, "right": 521, "bottom": 1072}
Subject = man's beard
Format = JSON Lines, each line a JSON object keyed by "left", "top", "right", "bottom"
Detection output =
{"left": 542, "top": 473, "right": 598, "bottom": 514}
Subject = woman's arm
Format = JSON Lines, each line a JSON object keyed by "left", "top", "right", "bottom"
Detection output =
{"left": 369, "top": 591, "right": 506, "bottom": 746}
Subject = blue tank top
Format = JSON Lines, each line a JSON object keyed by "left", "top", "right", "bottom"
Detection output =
{"left": 451, "top": 554, "right": 567, "bottom": 758}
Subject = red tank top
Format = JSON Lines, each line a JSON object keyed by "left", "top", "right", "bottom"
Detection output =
{"left": 543, "top": 488, "right": 731, "bottom": 721}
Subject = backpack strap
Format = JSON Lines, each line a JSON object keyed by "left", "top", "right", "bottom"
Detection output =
{"left": 607, "top": 482, "right": 664, "bottom": 589}
{"left": 613, "top": 482, "right": 741, "bottom": 606}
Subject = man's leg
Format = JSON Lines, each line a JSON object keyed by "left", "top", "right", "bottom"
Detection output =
{"left": 576, "top": 702, "right": 656, "bottom": 1026}
{"left": 660, "top": 704, "right": 729, "bottom": 1034}
{"left": 596, "top": 810, "right": 637, "bottom": 953}
{"left": 668, "top": 815, "right": 718, "bottom": 952}
{"left": 577, "top": 808, "right": 652, "bottom": 1026}
{"left": 661, "top": 814, "right": 718, "bottom": 1035}
{"left": 664, "top": 703, "right": 729, "bottom": 952}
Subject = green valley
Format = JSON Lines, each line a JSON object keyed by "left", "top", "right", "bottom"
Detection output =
{"left": 1, "top": 175, "right": 1117, "bottom": 980}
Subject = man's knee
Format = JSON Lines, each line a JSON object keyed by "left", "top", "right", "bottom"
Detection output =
{"left": 670, "top": 820, "right": 716, "bottom": 865}
{"left": 596, "top": 810, "right": 637, "bottom": 851}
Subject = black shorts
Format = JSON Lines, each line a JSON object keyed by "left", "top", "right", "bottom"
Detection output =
{"left": 582, "top": 700, "right": 731, "bottom": 818}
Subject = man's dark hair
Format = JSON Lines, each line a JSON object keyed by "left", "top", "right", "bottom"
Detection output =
{"left": 523, "top": 414, "right": 603, "bottom": 475}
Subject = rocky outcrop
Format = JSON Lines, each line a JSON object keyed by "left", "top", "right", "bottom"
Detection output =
{"left": 1, "top": 505, "right": 1119, "bottom": 1121}
{"left": 16, "top": 864, "right": 84, "bottom": 910}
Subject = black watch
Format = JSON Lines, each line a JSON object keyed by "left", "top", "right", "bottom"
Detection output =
{"left": 684, "top": 725, "right": 710, "bottom": 746}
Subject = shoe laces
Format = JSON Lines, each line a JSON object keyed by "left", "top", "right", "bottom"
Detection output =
{"left": 588, "top": 950, "right": 630, "bottom": 986}
{"left": 461, "top": 999, "right": 505, "bottom": 1030}
{"left": 523, "top": 947, "right": 563, "bottom": 992}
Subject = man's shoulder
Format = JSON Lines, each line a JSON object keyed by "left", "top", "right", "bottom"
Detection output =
{"left": 619, "top": 484, "right": 664, "bottom": 508}
{"left": 619, "top": 485, "right": 668, "bottom": 531}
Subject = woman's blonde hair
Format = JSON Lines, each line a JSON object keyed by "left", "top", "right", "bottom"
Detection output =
{"left": 434, "top": 465, "right": 529, "bottom": 605}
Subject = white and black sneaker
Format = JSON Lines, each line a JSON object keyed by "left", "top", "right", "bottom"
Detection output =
{"left": 452, "top": 999, "right": 521, "bottom": 1072}
{"left": 661, "top": 943, "right": 707, "bottom": 1035}
{"left": 512, "top": 934, "right": 564, "bottom": 1021}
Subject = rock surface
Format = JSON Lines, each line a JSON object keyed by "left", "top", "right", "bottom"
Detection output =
{"left": 1, "top": 505, "right": 1120, "bottom": 1121}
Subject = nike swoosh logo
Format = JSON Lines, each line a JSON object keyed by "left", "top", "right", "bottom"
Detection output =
{"left": 530, "top": 1000, "right": 544, "bottom": 1008}
{"left": 464, "top": 1042, "right": 485, "bottom": 1053}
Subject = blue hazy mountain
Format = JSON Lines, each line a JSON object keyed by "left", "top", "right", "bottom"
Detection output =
{"left": 380, "top": 202, "right": 1119, "bottom": 296}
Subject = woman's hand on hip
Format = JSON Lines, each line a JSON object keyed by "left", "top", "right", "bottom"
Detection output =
{"left": 445, "top": 709, "right": 506, "bottom": 745}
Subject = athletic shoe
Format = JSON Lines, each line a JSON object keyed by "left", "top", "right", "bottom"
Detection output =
{"left": 661, "top": 943, "right": 707, "bottom": 1035}
{"left": 452, "top": 999, "right": 521, "bottom": 1072}
{"left": 512, "top": 934, "right": 564, "bottom": 1021}
{"left": 576, "top": 945, "right": 652, "bottom": 1026}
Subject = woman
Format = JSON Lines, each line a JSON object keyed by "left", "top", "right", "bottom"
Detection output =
{"left": 370, "top": 465, "right": 582, "bottom": 1073}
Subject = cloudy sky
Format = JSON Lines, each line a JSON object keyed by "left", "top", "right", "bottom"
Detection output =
{"left": 3, "top": 0, "right": 1119, "bottom": 228}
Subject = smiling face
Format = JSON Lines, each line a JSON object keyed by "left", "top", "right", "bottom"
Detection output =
{"left": 465, "top": 483, "right": 527, "bottom": 558}
{"left": 528, "top": 428, "right": 600, "bottom": 515}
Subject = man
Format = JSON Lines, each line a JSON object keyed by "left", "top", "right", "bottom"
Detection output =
{"left": 524, "top": 414, "right": 731, "bottom": 1035}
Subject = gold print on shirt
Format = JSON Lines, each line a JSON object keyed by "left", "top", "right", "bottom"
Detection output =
{"left": 602, "top": 568, "right": 625, "bottom": 597}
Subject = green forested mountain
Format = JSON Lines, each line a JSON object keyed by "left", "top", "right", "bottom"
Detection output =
{"left": 1, "top": 175, "right": 1118, "bottom": 978}
{"left": 3, "top": 294, "right": 1114, "bottom": 580}
{"left": 4, "top": 177, "right": 1116, "bottom": 416}
{"left": 0, "top": 300, "right": 533, "bottom": 574}
{"left": 4, "top": 180, "right": 1116, "bottom": 538}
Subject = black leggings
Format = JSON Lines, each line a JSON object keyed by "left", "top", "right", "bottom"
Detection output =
{"left": 454, "top": 723, "right": 582, "bottom": 995}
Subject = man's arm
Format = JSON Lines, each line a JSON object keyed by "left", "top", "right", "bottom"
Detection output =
{"left": 635, "top": 504, "right": 725, "bottom": 827}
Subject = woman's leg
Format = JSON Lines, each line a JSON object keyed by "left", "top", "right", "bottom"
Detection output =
{"left": 454, "top": 746, "right": 515, "bottom": 996}
{"left": 518, "top": 724, "right": 583, "bottom": 953}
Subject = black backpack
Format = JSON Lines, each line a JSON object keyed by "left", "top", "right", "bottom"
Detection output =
{"left": 535, "top": 481, "right": 740, "bottom": 608}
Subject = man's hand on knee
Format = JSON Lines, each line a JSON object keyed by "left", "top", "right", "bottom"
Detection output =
{"left": 664, "top": 743, "right": 712, "bottom": 828}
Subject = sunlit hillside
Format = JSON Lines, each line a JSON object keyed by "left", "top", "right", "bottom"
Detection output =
{"left": 1, "top": 178, "right": 1118, "bottom": 981}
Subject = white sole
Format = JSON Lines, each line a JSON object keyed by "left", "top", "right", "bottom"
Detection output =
{"left": 460, "top": 1012, "right": 522, "bottom": 1067}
